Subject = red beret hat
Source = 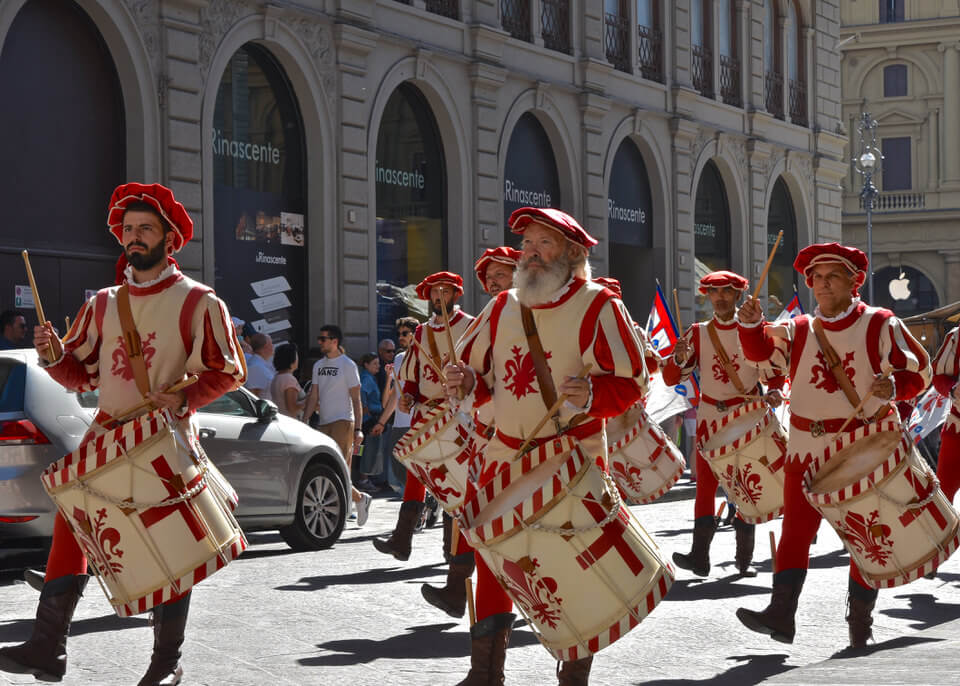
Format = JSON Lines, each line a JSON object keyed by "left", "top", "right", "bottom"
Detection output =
{"left": 794, "top": 242, "right": 868, "bottom": 295}
{"left": 107, "top": 183, "right": 193, "bottom": 252}
{"left": 415, "top": 271, "right": 464, "bottom": 301}
{"left": 508, "top": 207, "right": 598, "bottom": 248}
{"left": 698, "top": 270, "right": 749, "bottom": 295}
{"left": 474, "top": 247, "right": 521, "bottom": 291}
{"left": 593, "top": 277, "right": 622, "bottom": 299}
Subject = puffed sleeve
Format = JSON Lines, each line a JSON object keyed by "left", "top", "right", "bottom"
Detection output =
{"left": 399, "top": 325, "right": 422, "bottom": 399}
{"left": 42, "top": 293, "right": 103, "bottom": 392}
{"left": 180, "top": 291, "right": 247, "bottom": 411}
{"left": 579, "top": 297, "right": 646, "bottom": 418}
{"left": 661, "top": 325, "right": 698, "bottom": 386}
{"left": 454, "top": 293, "right": 502, "bottom": 411}
{"left": 880, "top": 315, "right": 931, "bottom": 402}
{"left": 932, "top": 327, "right": 959, "bottom": 397}
{"left": 738, "top": 318, "right": 795, "bottom": 374}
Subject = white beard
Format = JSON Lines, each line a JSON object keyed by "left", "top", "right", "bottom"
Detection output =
{"left": 514, "top": 254, "right": 573, "bottom": 308}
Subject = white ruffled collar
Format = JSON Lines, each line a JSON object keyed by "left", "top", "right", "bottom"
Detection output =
{"left": 815, "top": 297, "right": 860, "bottom": 323}
{"left": 124, "top": 262, "right": 178, "bottom": 287}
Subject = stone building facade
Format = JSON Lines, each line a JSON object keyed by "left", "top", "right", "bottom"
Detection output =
{"left": 0, "top": 0, "right": 845, "bottom": 352}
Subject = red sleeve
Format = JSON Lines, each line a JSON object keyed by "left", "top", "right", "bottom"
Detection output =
{"left": 933, "top": 373, "right": 956, "bottom": 397}
{"left": 182, "top": 370, "right": 241, "bottom": 412}
{"left": 44, "top": 355, "right": 94, "bottom": 391}
{"left": 765, "top": 373, "right": 786, "bottom": 391}
{"left": 587, "top": 375, "right": 643, "bottom": 418}
{"left": 738, "top": 323, "right": 775, "bottom": 362}
{"left": 891, "top": 370, "right": 927, "bottom": 402}
{"left": 661, "top": 358, "right": 682, "bottom": 386}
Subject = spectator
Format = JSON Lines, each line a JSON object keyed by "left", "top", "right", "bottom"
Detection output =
{"left": 270, "top": 342, "right": 304, "bottom": 418}
{"left": 244, "top": 333, "right": 275, "bottom": 400}
{"left": 382, "top": 316, "right": 419, "bottom": 493}
{"left": 0, "top": 310, "right": 27, "bottom": 349}
{"left": 356, "top": 352, "right": 385, "bottom": 492}
{"left": 302, "top": 325, "right": 372, "bottom": 526}
{"left": 366, "top": 338, "right": 398, "bottom": 486}
{"left": 231, "top": 317, "right": 253, "bottom": 354}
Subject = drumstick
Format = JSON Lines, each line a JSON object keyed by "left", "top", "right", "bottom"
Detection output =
{"left": 113, "top": 375, "right": 199, "bottom": 421}
{"left": 450, "top": 519, "right": 461, "bottom": 557}
{"left": 751, "top": 230, "right": 783, "bottom": 301}
{"left": 769, "top": 531, "right": 777, "bottom": 574}
{"left": 410, "top": 337, "right": 447, "bottom": 383}
{"left": 672, "top": 288, "right": 683, "bottom": 332}
{"left": 22, "top": 250, "right": 57, "bottom": 363}
{"left": 832, "top": 370, "right": 892, "bottom": 440}
{"left": 465, "top": 577, "right": 476, "bottom": 626}
{"left": 64, "top": 316, "right": 71, "bottom": 333}
{"left": 514, "top": 363, "right": 593, "bottom": 457}
{"left": 439, "top": 296, "right": 463, "bottom": 400}
{"left": 716, "top": 501, "right": 726, "bottom": 520}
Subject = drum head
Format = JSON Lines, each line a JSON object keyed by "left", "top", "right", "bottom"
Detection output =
{"left": 701, "top": 406, "right": 767, "bottom": 453}
{"left": 809, "top": 430, "right": 902, "bottom": 495}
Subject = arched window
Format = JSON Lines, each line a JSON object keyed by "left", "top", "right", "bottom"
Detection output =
{"left": 691, "top": 0, "right": 713, "bottom": 98}
{"left": 884, "top": 64, "right": 908, "bottom": 97}
{"left": 873, "top": 266, "right": 938, "bottom": 317}
{"left": 787, "top": 1, "right": 807, "bottom": 125}
{"left": 764, "top": 0, "right": 783, "bottom": 119}
{"left": 503, "top": 113, "right": 561, "bottom": 245}
{"left": 766, "top": 178, "right": 799, "bottom": 317}
{"left": 608, "top": 139, "right": 655, "bottom": 318}
{"left": 694, "top": 161, "right": 731, "bottom": 320}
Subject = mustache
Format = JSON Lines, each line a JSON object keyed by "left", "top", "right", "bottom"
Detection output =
{"left": 126, "top": 241, "right": 149, "bottom": 251}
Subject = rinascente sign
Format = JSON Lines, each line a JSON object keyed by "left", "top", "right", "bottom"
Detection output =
{"left": 212, "top": 128, "right": 282, "bottom": 164}
{"left": 503, "top": 113, "right": 561, "bottom": 244}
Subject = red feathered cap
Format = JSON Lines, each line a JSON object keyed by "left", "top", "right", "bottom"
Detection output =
{"left": 593, "top": 277, "right": 622, "bottom": 299}
{"left": 794, "top": 242, "right": 868, "bottom": 295}
{"left": 415, "top": 271, "right": 464, "bottom": 301}
{"left": 107, "top": 183, "right": 193, "bottom": 252}
{"left": 698, "top": 270, "right": 749, "bottom": 295}
{"left": 508, "top": 207, "right": 598, "bottom": 248}
{"left": 474, "top": 247, "right": 521, "bottom": 291}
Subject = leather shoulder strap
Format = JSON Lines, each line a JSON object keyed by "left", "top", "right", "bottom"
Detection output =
{"left": 116, "top": 285, "right": 151, "bottom": 397}
{"left": 706, "top": 321, "right": 748, "bottom": 395}
{"left": 521, "top": 305, "right": 559, "bottom": 412}
{"left": 811, "top": 318, "right": 861, "bottom": 409}
{"left": 424, "top": 325, "right": 442, "bottom": 367}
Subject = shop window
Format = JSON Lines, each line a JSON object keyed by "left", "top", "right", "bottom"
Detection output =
{"left": 873, "top": 266, "right": 938, "bottom": 318}
{"left": 503, "top": 113, "right": 561, "bottom": 245}
{"left": 766, "top": 178, "right": 799, "bottom": 317}
{"left": 884, "top": 64, "right": 908, "bottom": 97}
{"left": 608, "top": 139, "right": 655, "bottom": 318}
{"left": 694, "top": 161, "right": 731, "bottom": 321}
{"left": 881, "top": 137, "right": 911, "bottom": 190}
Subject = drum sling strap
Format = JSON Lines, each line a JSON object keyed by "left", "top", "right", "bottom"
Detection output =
{"left": 520, "top": 305, "right": 587, "bottom": 430}
{"left": 706, "top": 321, "right": 749, "bottom": 396}
{"left": 424, "top": 325, "right": 444, "bottom": 371}
{"left": 811, "top": 318, "right": 889, "bottom": 422}
{"left": 116, "top": 284, "right": 152, "bottom": 398}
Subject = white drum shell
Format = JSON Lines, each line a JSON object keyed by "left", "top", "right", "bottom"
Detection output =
{"left": 607, "top": 404, "right": 684, "bottom": 504}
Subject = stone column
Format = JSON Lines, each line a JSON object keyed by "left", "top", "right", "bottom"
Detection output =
{"left": 582, "top": 92, "right": 611, "bottom": 275}
{"left": 941, "top": 42, "right": 960, "bottom": 185}
{"left": 929, "top": 108, "right": 940, "bottom": 191}
{"left": 670, "top": 117, "right": 699, "bottom": 322}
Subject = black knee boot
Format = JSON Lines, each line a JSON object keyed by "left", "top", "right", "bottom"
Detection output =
{"left": 138, "top": 592, "right": 191, "bottom": 686}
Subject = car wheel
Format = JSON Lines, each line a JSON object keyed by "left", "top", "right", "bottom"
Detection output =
{"left": 279, "top": 463, "right": 346, "bottom": 551}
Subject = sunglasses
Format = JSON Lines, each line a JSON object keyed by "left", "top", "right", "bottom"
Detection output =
{"left": 397, "top": 331, "right": 413, "bottom": 337}
{"left": 317, "top": 336, "right": 333, "bottom": 342}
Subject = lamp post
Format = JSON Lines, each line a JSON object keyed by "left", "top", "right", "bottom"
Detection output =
{"left": 853, "top": 111, "right": 882, "bottom": 304}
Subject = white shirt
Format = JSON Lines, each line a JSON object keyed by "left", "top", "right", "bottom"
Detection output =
{"left": 392, "top": 350, "right": 412, "bottom": 429}
{"left": 311, "top": 354, "right": 361, "bottom": 425}
{"left": 244, "top": 354, "right": 275, "bottom": 401}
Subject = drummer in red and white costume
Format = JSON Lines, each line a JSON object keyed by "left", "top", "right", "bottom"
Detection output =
{"left": 593, "top": 277, "right": 662, "bottom": 376}
{"left": 735, "top": 242, "right": 930, "bottom": 649}
{"left": 445, "top": 207, "right": 649, "bottom": 685}
{"left": 0, "top": 183, "right": 246, "bottom": 685}
{"left": 373, "top": 272, "right": 474, "bottom": 566}
{"left": 662, "top": 271, "right": 785, "bottom": 578}
{"left": 476, "top": 246, "right": 521, "bottom": 298}
{"left": 930, "top": 328, "right": 960, "bottom": 503}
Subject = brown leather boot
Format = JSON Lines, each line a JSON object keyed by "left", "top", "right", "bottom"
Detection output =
{"left": 137, "top": 592, "right": 190, "bottom": 686}
{"left": 455, "top": 612, "right": 514, "bottom": 686}
{"left": 557, "top": 654, "right": 593, "bottom": 685}
{"left": 672, "top": 516, "right": 716, "bottom": 577}
{"left": 846, "top": 581, "right": 878, "bottom": 650}
{"left": 422, "top": 552, "right": 475, "bottom": 618}
{"left": 373, "top": 500, "right": 424, "bottom": 561}
{"left": 0, "top": 573, "right": 89, "bottom": 682}
{"left": 733, "top": 518, "right": 757, "bottom": 577}
{"left": 736, "top": 568, "right": 806, "bottom": 643}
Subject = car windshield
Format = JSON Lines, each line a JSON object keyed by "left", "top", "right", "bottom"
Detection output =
{"left": 0, "top": 360, "right": 26, "bottom": 413}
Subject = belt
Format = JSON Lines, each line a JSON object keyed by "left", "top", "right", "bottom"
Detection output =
{"left": 790, "top": 406, "right": 894, "bottom": 438}
{"left": 495, "top": 417, "right": 602, "bottom": 451}
{"left": 700, "top": 393, "right": 752, "bottom": 413}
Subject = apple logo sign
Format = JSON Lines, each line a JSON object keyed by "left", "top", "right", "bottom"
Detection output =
{"left": 889, "top": 271, "right": 911, "bottom": 301}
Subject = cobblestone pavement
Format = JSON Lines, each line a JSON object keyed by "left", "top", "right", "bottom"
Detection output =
{"left": 2, "top": 479, "right": 960, "bottom": 685}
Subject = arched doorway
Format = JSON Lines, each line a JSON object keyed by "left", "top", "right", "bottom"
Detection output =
{"left": 766, "top": 177, "right": 799, "bottom": 317}
{"left": 502, "top": 112, "right": 561, "bottom": 246}
{"left": 694, "top": 160, "right": 731, "bottom": 321}
{"left": 873, "top": 266, "right": 938, "bottom": 318}
{"left": 212, "top": 43, "right": 307, "bottom": 348}
{"left": 375, "top": 82, "right": 447, "bottom": 341}
{"left": 608, "top": 138, "right": 655, "bottom": 318}
{"left": 0, "top": 0, "right": 124, "bottom": 329}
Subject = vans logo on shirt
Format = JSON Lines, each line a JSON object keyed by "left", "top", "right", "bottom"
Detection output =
{"left": 317, "top": 367, "right": 340, "bottom": 377}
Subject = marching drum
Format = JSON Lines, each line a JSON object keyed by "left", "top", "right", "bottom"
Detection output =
{"left": 606, "top": 403, "right": 684, "bottom": 504}
{"left": 460, "top": 435, "right": 674, "bottom": 661}
{"left": 699, "top": 400, "right": 787, "bottom": 524}
{"left": 804, "top": 418, "right": 960, "bottom": 588}
{"left": 41, "top": 409, "right": 246, "bottom": 617}
{"left": 393, "top": 403, "right": 477, "bottom": 513}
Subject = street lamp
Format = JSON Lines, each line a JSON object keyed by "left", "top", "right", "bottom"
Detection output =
{"left": 853, "top": 111, "right": 882, "bottom": 304}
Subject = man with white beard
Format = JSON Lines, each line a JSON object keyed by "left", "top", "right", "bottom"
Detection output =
{"left": 445, "top": 207, "right": 649, "bottom": 686}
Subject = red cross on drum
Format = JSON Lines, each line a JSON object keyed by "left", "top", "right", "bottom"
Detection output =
{"left": 459, "top": 434, "right": 675, "bottom": 661}
{"left": 41, "top": 409, "right": 246, "bottom": 617}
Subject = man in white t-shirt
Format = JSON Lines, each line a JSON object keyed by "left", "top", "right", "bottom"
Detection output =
{"left": 244, "top": 333, "right": 275, "bottom": 400}
{"left": 302, "top": 324, "right": 372, "bottom": 525}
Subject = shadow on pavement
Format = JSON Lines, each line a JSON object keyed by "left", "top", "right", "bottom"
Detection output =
{"left": 664, "top": 578, "right": 771, "bottom": 602}
{"left": 828, "top": 633, "right": 944, "bottom": 659}
{"left": 635, "top": 653, "right": 792, "bottom": 685}
{"left": 301, "top": 621, "right": 539, "bottom": 666}
{"left": 239, "top": 547, "right": 304, "bottom": 560}
{"left": 808, "top": 549, "right": 849, "bottom": 570}
{"left": 0, "top": 613, "right": 148, "bottom": 643}
{"left": 275, "top": 562, "right": 446, "bottom": 591}
{"left": 883, "top": 592, "right": 960, "bottom": 631}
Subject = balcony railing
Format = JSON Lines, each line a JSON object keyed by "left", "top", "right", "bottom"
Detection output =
{"left": 789, "top": 78, "right": 808, "bottom": 127}
{"left": 765, "top": 70, "right": 784, "bottom": 119}
{"left": 425, "top": 0, "right": 459, "bottom": 19}
{"left": 859, "top": 192, "right": 925, "bottom": 210}
{"left": 692, "top": 44, "right": 713, "bottom": 98}
{"left": 719, "top": 54, "right": 741, "bottom": 107}
{"left": 638, "top": 24, "right": 664, "bottom": 83}
{"left": 501, "top": 0, "right": 531, "bottom": 42}
{"left": 604, "top": 12, "right": 630, "bottom": 73}
{"left": 541, "top": 0, "right": 571, "bottom": 54}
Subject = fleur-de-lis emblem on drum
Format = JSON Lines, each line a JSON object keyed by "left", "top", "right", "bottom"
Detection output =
{"left": 498, "top": 556, "right": 564, "bottom": 629}
{"left": 837, "top": 509, "right": 893, "bottom": 566}
{"left": 723, "top": 463, "right": 763, "bottom": 505}
{"left": 412, "top": 463, "right": 461, "bottom": 503}
{"left": 810, "top": 350, "right": 856, "bottom": 393}
{"left": 611, "top": 461, "right": 644, "bottom": 493}
{"left": 72, "top": 506, "right": 125, "bottom": 574}
{"left": 503, "top": 346, "right": 550, "bottom": 400}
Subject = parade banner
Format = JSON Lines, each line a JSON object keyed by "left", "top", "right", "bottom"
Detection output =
{"left": 774, "top": 292, "right": 804, "bottom": 322}
{"left": 907, "top": 386, "right": 950, "bottom": 444}
{"left": 645, "top": 284, "right": 698, "bottom": 422}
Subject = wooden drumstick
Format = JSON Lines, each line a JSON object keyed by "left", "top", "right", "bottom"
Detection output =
{"left": 64, "top": 316, "right": 71, "bottom": 334}
{"left": 716, "top": 501, "right": 726, "bottom": 520}
{"left": 832, "top": 370, "right": 892, "bottom": 440}
{"left": 672, "top": 288, "right": 683, "bottom": 332}
{"left": 113, "top": 375, "right": 199, "bottom": 421}
{"left": 465, "top": 577, "right": 477, "bottom": 626}
{"left": 769, "top": 530, "right": 777, "bottom": 574}
{"left": 450, "top": 519, "right": 461, "bottom": 557}
{"left": 439, "top": 296, "right": 464, "bottom": 400}
{"left": 22, "top": 250, "right": 57, "bottom": 363}
{"left": 751, "top": 230, "right": 784, "bottom": 301}
{"left": 514, "top": 363, "right": 592, "bottom": 457}
{"left": 410, "top": 337, "right": 447, "bottom": 383}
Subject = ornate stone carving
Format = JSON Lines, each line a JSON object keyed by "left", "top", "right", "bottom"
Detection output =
{"left": 124, "top": 0, "right": 160, "bottom": 67}
{"left": 689, "top": 127, "right": 712, "bottom": 177}
{"left": 199, "top": 0, "right": 254, "bottom": 75}
{"left": 289, "top": 16, "right": 335, "bottom": 97}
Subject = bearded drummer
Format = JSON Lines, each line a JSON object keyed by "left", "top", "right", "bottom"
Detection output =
{"left": 930, "top": 328, "right": 960, "bottom": 505}
{"left": 0, "top": 183, "right": 246, "bottom": 685}
{"left": 662, "top": 271, "right": 786, "bottom": 578}
{"left": 419, "top": 249, "right": 520, "bottom": 618}
{"left": 445, "top": 207, "right": 649, "bottom": 686}
{"left": 735, "top": 243, "right": 930, "bottom": 649}
{"left": 373, "top": 272, "right": 475, "bottom": 570}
